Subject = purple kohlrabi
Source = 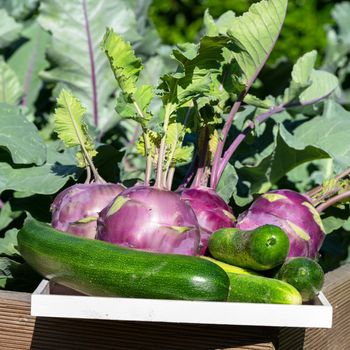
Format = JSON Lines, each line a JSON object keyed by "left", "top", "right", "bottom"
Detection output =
{"left": 51, "top": 183, "right": 125, "bottom": 239}
{"left": 179, "top": 187, "right": 236, "bottom": 255}
{"left": 236, "top": 189, "right": 326, "bottom": 259}
{"left": 96, "top": 185, "right": 201, "bottom": 255}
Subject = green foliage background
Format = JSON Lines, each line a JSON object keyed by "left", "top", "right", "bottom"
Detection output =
{"left": 149, "top": 0, "right": 341, "bottom": 62}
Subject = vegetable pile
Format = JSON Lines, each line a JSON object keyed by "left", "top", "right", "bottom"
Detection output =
{"left": 1, "top": 0, "right": 350, "bottom": 304}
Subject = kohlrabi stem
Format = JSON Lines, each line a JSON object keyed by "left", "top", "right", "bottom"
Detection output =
{"left": 192, "top": 127, "right": 210, "bottom": 188}
{"left": 132, "top": 101, "right": 152, "bottom": 186}
{"left": 177, "top": 151, "right": 199, "bottom": 190}
{"left": 155, "top": 105, "right": 171, "bottom": 188}
{"left": 166, "top": 167, "right": 176, "bottom": 190}
{"left": 212, "top": 104, "right": 286, "bottom": 190}
{"left": 211, "top": 92, "right": 245, "bottom": 188}
{"left": 143, "top": 133, "right": 152, "bottom": 185}
{"left": 306, "top": 167, "right": 350, "bottom": 198}
{"left": 85, "top": 164, "right": 92, "bottom": 184}
{"left": 316, "top": 190, "right": 350, "bottom": 213}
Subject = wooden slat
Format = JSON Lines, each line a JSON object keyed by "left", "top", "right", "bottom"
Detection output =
{"left": 1, "top": 264, "right": 350, "bottom": 350}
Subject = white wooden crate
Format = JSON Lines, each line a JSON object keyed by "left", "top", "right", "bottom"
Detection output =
{"left": 31, "top": 280, "right": 332, "bottom": 328}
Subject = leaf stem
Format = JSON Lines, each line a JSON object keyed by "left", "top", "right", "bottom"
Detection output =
{"left": 155, "top": 105, "right": 171, "bottom": 188}
{"left": 212, "top": 104, "right": 286, "bottom": 189}
{"left": 166, "top": 167, "right": 176, "bottom": 190}
{"left": 316, "top": 190, "right": 350, "bottom": 213}
{"left": 306, "top": 167, "right": 350, "bottom": 198}
{"left": 192, "top": 127, "right": 210, "bottom": 188}
{"left": 132, "top": 101, "right": 152, "bottom": 185}
{"left": 211, "top": 92, "right": 245, "bottom": 188}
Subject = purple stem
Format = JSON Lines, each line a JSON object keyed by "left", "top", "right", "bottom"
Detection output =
{"left": 213, "top": 104, "right": 286, "bottom": 189}
{"left": 306, "top": 167, "right": 350, "bottom": 198}
{"left": 317, "top": 190, "right": 350, "bottom": 213}
{"left": 177, "top": 151, "right": 199, "bottom": 190}
{"left": 210, "top": 11, "right": 287, "bottom": 189}
{"left": 82, "top": 0, "right": 99, "bottom": 128}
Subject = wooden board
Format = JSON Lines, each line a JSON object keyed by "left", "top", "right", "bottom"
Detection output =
{"left": 1, "top": 264, "right": 350, "bottom": 350}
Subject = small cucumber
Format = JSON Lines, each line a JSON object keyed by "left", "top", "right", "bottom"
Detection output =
{"left": 276, "top": 257, "right": 324, "bottom": 302}
{"left": 227, "top": 273, "right": 302, "bottom": 304}
{"left": 208, "top": 225, "right": 290, "bottom": 271}
{"left": 201, "top": 256, "right": 261, "bottom": 276}
{"left": 18, "top": 218, "right": 230, "bottom": 301}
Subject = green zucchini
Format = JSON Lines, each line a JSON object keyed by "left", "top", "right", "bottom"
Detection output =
{"left": 18, "top": 218, "right": 230, "bottom": 301}
{"left": 208, "top": 225, "right": 290, "bottom": 271}
{"left": 276, "top": 257, "right": 324, "bottom": 302}
{"left": 227, "top": 273, "right": 302, "bottom": 304}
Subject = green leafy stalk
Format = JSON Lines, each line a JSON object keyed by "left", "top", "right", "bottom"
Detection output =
{"left": 54, "top": 89, "right": 103, "bottom": 183}
{"left": 101, "top": 28, "right": 154, "bottom": 185}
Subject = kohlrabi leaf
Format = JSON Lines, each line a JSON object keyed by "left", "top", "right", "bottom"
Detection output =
{"left": 0, "top": 57, "right": 22, "bottom": 105}
{"left": 101, "top": 28, "right": 143, "bottom": 98}
{"left": 0, "top": 202, "right": 21, "bottom": 231}
{"left": 282, "top": 51, "right": 339, "bottom": 105}
{"left": 283, "top": 51, "right": 317, "bottom": 104}
{"left": 0, "top": 0, "right": 39, "bottom": 21}
{"left": 0, "top": 229, "right": 19, "bottom": 257}
{"left": 165, "top": 122, "right": 193, "bottom": 167}
{"left": 38, "top": 0, "right": 146, "bottom": 129}
{"left": 54, "top": 89, "right": 97, "bottom": 167}
{"left": 204, "top": 10, "right": 236, "bottom": 37}
{"left": 0, "top": 142, "right": 78, "bottom": 195}
{"left": 293, "top": 100, "right": 350, "bottom": 169}
{"left": 227, "top": 0, "right": 288, "bottom": 89}
{"left": 332, "top": 2, "right": 350, "bottom": 47}
{"left": 216, "top": 162, "right": 238, "bottom": 203}
{"left": 233, "top": 123, "right": 330, "bottom": 206}
{"left": 0, "top": 104, "right": 46, "bottom": 165}
{"left": 299, "top": 70, "right": 339, "bottom": 105}
{"left": 8, "top": 22, "right": 50, "bottom": 110}
{"left": 0, "top": 9, "right": 22, "bottom": 49}
{"left": 102, "top": 28, "right": 154, "bottom": 130}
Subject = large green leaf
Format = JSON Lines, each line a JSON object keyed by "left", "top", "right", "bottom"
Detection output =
{"left": 282, "top": 51, "right": 339, "bottom": 105}
{"left": 234, "top": 123, "right": 330, "bottom": 206}
{"left": 227, "top": 0, "right": 288, "bottom": 88}
{"left": 38, "top": 0, "right": 143, "bottom": 129}
{"left": 0, "top": 57, "right": 22, "bottom": 105}
{"left": 0, "top": 9, "right": 22, "bottom": 48}
{"left": 293, "top": 101, "right": 350, "bottom": 169}
{"left": 0, "top": 104, "right": 46, "bottom": 165}
{"left": 0, "top": 142, "right": 78, "bottom": 195}
{"left": 8, "top": 22, "right": 50, "bottom": 110}
{"left": 0, "top": 229, "right": 19, "bottom": 257}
